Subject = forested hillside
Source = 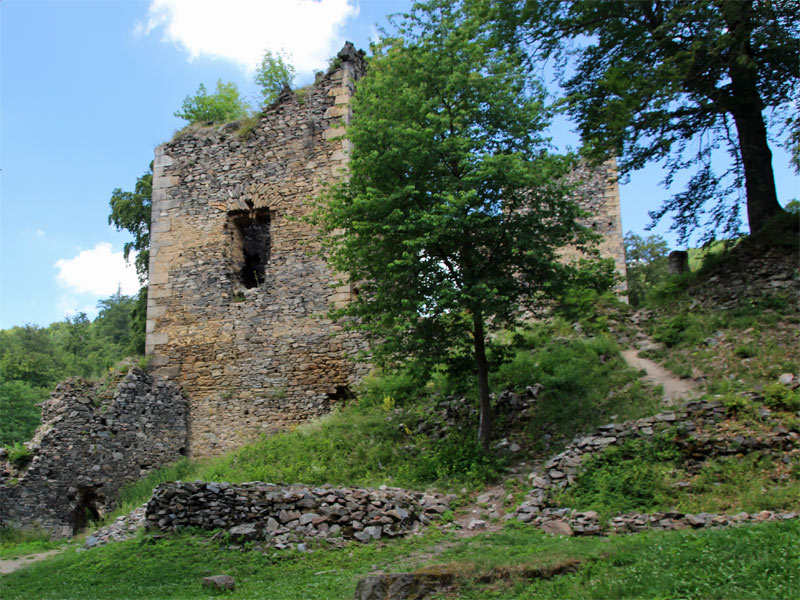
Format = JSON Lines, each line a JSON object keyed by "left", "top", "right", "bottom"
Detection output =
{"left": 0, "top": 290, "right": 145, "bottom": 446}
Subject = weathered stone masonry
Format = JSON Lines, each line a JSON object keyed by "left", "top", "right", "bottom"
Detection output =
{"left": 146, "top": 46, "right": 370, "bottom": 458}
{"left": 0, "top": 369, "right": 187, "bottom": 538}
{"left": 146, "top": 43, "right": 627, "bottom": 459}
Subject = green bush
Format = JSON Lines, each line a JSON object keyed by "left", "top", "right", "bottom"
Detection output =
{"left": 174, "top": 80, "right": 249, "bottom": 124}
{"left": 7, "top": 442, "right": 32, "bottom": 468}
{"left": 652, "top": 313, "right": 705, "bottom": 347}
{"left": 554, "top": 435, "right": 682, "bottom": 519}
{"left": 762, "top": 383, "right": 800, "bottom": 412}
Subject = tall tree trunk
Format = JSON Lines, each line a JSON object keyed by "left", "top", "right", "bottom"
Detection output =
{"left": 722, "top": 0, "right": 785, "bottom": 233}
{"left": 730, "top": 103, "right": 784, "bottom": 233}
{"left": 473, "top": 312, "right": 492, "bottom": 452}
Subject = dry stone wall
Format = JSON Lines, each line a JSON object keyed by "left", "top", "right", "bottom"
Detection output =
{"left": 146, "top": 45, "right": 370, "bottom": 458}
{"left": 0, "top": 368, "right": 186, "bottom": 538}
{"left": 146, "top": 42, "right": 628, "bottom": 459}
{"left": 512, "top": 397, "right": 800, "bottom": 535}
{"left": 145, "top": 481, "right": 453, "bottom": 550}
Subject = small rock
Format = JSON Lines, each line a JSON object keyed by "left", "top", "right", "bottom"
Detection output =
{"left": 202, "top": 575, "right": 235, "bottom": 591}
{"left": 541, "top": 520, "right": 573, "bottom": 537}
{"left": 778, "top": 373, "right": 794, "bottom": 385}
{"left": 467, "top": 519, "right": 486, "bottom": 531}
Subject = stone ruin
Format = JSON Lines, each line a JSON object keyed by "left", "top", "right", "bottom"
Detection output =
{"left": 145, "top": 42, "right": 628, "bottom": 459}
{"left": 0, "top": 368, "right": 186, "bottom": 537}
{"left": 1, "top": 42, "right": 629, "bottom": 538}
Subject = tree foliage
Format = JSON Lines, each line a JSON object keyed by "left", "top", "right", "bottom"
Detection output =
{"left": 174, "top": 79, "right": 250, "bottom": 124}
{"left": 0, "top": 293, "right": 143, "bottom": 446}
{"left": 314, "top": 0, "right": 614, "bottom": 450}
{"left": 109, "top": 165, "right": 152, "bottom": 282}
{"left": 624, "top": 232, "right": 670, "bottom": 307}
{"left": 254, "top": 49, "right": 296, "bottom": 105}
{"left": 491, "top": 0, "right": 799, "bottom": 242}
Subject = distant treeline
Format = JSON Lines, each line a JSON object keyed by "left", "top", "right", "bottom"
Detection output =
{"left": 0, "top": 289, "right": 146, "bottom": 446}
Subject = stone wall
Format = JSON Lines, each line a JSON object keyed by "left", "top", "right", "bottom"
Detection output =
{"left": 145, "top": 42, "right": 628, "bottom": 459}
{"left": 0, "top": 368, "right": 187, "bottom": 538}
{"left": 146, "top": 44, "right": 370, "bottom": 458}
{"left": 145, "top": 481, "right": 452, "bottom": 550}
{"left": 512, "top": 396, "right": 799, "bottom": 535}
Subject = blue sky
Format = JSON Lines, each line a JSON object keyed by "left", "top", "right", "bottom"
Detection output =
{"left": 0, "top": 0, "right": 797, "bottom": 330}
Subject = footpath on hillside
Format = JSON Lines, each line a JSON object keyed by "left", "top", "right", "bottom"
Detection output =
{"left": 0, "top": 549, "right": 64, "bottom": 575}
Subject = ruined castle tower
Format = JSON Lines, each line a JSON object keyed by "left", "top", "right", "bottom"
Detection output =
{"left": 146, "top": 43, "right": 626, "bottom": 459}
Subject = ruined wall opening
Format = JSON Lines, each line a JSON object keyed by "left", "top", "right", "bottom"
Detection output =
{"left": 228, "top": 209, "right": 271, "bottom": 289}
{"left": 71, "top": 486, "right": 101, "bottom": 533}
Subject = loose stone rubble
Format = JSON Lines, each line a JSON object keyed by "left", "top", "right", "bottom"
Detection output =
{"left": 81, "top": 505, "right": 147, "bottom": 549}
{"left": 513, "top": 396, "right": 800, "bottom": 535}
{"left": 0, "top": 368, "right": 186, "bottom": 538}
{"left": 145, "top": 482, "right": 453, "bottom": 551}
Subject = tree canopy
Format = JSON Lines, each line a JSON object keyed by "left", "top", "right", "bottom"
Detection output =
{"left": 490, "top": 0, "right": 799, "bottom": 242}
{"left": 0, "top": 292, "right": 144, "bottom": 446}
{"left": 254, "top": 49, "right": 296, "bottom": 105}
{"left": 624, "top": 232, "right": 670, "bottom": 306}
{"left": 109, "top": 165, "right": 152, "bottom": 282}
{"left": 315, "top": 0, "right": 613, "bottom": 450}
{"left": 174, "top": 79, "right": 250, "bottom": 124}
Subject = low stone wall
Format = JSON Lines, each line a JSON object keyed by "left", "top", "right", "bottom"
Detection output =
{"left": 146, "top": 482, "right": 453, "bottom": 550}
{"left": 513, "top": 397, "right": 800, "bottom": 535}
{"left": 0, "top": 368, "right": 187, "bottom": 538}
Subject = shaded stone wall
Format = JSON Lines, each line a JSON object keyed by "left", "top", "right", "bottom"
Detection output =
{"left": 146, "top": 45, "right": 370, "bottom": 458}
{"left": 0, "top": 368, "right": 187, "bottom": 538}
{"left": 146, "top": 43, "right": 627, "bottom": 459}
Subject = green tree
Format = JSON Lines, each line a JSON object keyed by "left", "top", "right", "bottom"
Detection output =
{"left": 174, "top": 79, "right": 250, "bottom": 124}
{"left": 314, "top": 0, "right": 613, "bottom": 450}
{"left": 254, "top": 49, "right": 296, "bottom": 105}
{"left": 109, "top": 165, "right": 152, "bottom": 351}
{"left": 493, "top": 0, "right": 798, "bottom": 242}
{"left": 0, "top": 381, "right": 43, "bottom": 446}
{"left": 109, "top": 165, "right": 152, "bottom": 282}
{"left": 624, "top": 232, "right": 670, "bottom": 306}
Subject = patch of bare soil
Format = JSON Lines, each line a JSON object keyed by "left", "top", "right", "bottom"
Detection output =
{"left": 621, "top": 348, "right": 701, "bottom": 404}
{"left": 0, "top": 549, "right": 63, "bottom": 575}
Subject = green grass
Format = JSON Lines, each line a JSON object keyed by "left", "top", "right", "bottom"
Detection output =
{"left": 0, "top": 528, "right": 69, "bottom": 559}
{"left": 434, "top": 520, "right": 800, "bottom": 599}
{"left": 552, "top": 433, "right": 800, "bottom": 522}
{"left": 2, "top": 521, "right": 797, "bottom": 599}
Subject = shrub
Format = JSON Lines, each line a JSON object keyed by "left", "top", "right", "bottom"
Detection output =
{"left": 174, "top": 80, "right": 249, "bottom": 124}
{"left": 7, "top": 442, "right": 32, "bottom": 469}
{"left": 762, "top": 383, "right": 800, "bottom": 412}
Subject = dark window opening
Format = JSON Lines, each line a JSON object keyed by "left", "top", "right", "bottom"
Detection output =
{"left": 71, "top": 487, "right": 101, "bottom": 533}
{"left": 327, "top": 386, "right": 354, "bottom": 402}
{"left": 228, "top": 209, "right": 271, "bottom": 289}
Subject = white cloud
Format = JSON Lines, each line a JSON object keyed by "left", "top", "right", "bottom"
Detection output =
{"left": 54, "top": 242, "right": 140, "bottom": 297}
{"left": 138, "top": 0, "right": 359, "bottom": 75}
{"left": 35, "top": 229, "right": 45, "bottom": 237}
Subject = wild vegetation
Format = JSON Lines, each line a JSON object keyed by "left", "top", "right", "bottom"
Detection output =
{"left": 0, "top": 291, "right": 145, "bottom": 446}
{"left": 3, "top": 1, "right": 798, "bottom": 597}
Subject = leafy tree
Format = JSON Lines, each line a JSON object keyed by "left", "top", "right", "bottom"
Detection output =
{"left": 174, "top": 79, "right": 250, "bottom": 124}
{"left": 489, "top": 0, "right": 798, "bottom": 242}
{"left": 624, "top": 232, "right": 670, "bottom": 306}
{"left": 0, "top": 381, "right": 43, "bottom": 446}
{"left": 0, "top": 292, "right": 146, "bottom": 445}
{"left": 109, "top": 165, "right": 152, "bottom": 282}
{"left": 254, "top": 49, "right": 296, "bottom": 105}
{"left": 314, "top": 0, "right": 613, "bottom": 451}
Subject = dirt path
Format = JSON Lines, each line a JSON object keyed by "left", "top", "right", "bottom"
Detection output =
{"left": 0, "top": 549, "right": 63, "bottom": 575}
{"left": 621, "top": 348, "right": 700, "bottom": 405}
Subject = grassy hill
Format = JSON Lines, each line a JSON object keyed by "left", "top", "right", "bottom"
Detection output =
{"left": 2, "top": 229, "right": 798, "bottom": 599}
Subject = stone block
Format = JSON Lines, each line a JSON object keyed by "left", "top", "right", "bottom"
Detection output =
{"left": 323, "top": 127, "right": 347, "bottom": 140}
